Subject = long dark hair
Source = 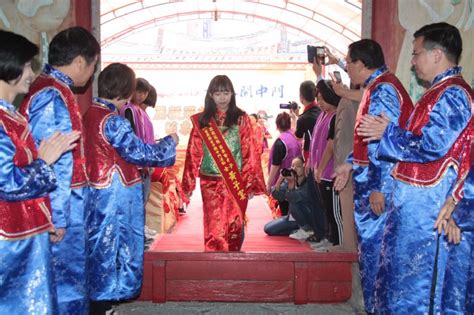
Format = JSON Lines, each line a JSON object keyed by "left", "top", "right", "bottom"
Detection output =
{"left": 199, "top": 75, "right": 244, "bottom": 128}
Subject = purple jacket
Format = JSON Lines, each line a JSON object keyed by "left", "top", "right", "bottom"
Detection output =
{"left": 309, "top": 111, "right": 336, "bottom": 181}
{"left": 268, "top": 131, "right": 302, "bottom": 186}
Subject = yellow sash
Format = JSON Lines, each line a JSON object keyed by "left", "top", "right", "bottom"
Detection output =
{"left": 191, "top": 113, "right": 248, "bottom": 216}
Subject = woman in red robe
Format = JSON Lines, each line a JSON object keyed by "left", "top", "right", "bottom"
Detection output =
{"left": 182, "top": 75, "right": 257, "bottom": 251}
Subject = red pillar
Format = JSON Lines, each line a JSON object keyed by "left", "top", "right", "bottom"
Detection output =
{"left": 371, "top": 0, "right": 405, "bottom": 73}
{"left": 73, "top": 0, "right": 94, "bottom": 114}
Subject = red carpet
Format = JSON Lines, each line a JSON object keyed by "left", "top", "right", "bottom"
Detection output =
{"left": 141, "top": 187, "right": 357, "bottom": 304}
{"left": 149, "top": 195, "right": 314, "bottom": 253}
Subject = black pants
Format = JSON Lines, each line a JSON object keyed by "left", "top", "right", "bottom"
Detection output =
{"left": 318, "top": 180, "right": 342, "bottom": 245}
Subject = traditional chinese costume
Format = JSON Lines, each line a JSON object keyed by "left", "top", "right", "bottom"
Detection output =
{"left": 182, "top": 110, "right": 256, "bottom": 251}
{"left": 442, "top": 166, "right": 474, "bottom": 314}
{"left": 0, "top": 100, "right": 57, "bottom": 314}
{"left": 20, "top": 64, "right": 89, "bottom": 315}
{"left": 375, "top": 66, "right": 473, "bottom": 314}
{"left": 83, "top": 98, "right": 176, "bottom": 301}
{"left": 351, "top": 65, "right": 413, "bottom": 313}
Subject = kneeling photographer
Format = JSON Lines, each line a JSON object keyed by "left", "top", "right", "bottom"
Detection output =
{"left": 264, "top": 156, "right": 325, "bottom": 242}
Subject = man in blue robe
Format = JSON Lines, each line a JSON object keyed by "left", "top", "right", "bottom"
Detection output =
{"left": 357, "top": 22, "right": 473, "bottom": 314}
{"left": 20, "top": 27, "right": 100, "bottom": 315}
{"left": 333, "top": 39, "right": 413, "bottom": 314}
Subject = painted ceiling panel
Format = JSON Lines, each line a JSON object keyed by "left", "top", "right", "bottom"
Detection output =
{"left": 100, "top": 0, "right": 361, "bottom": 68}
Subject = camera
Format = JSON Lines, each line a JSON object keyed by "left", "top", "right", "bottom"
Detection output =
{"left": 280, "top": 168, "right": 296, "bottom": 177}
{"left": 307, "top": 45, "right": 325, "bottom": 64}
{"left": 279, "top": 101, "right": 299, "bottom": 110}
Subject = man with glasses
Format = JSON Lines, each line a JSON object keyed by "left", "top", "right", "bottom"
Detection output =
{"left": 358, "top": 22, "right": 473, "bottom": 314}
{"left": 333, "top": 39, "right": 413, "bottom": 314}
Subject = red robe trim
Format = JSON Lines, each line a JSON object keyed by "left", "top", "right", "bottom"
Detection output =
{"left": 393, "top": 75, "right": 474, "bottom": 202}
{"left": 353, "top": 71, "right": 413, "bottom": 166}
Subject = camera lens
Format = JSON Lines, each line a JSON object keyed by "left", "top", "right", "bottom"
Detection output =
{"left": 280, "top": 168, "right": 294, "bottom": 177}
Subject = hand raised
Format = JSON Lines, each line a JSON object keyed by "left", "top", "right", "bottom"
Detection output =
{"left": 169, "top": 133, "right": 179, "bottom": 145}
{"left": 357, "top": 113, "right": 390, "bottom": 142}
{"left": 324, "top": 47, "right": 339, "bottom": 65}
{"left": 38, "top": 131, "right": 81, "bottom": 165}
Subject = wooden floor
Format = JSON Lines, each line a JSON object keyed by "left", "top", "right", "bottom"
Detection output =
{"left": 140, "top": 190, "right": 357, "bottom": 304}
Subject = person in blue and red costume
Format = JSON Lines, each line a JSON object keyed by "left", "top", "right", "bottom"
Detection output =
{"left": 357, "top": 22, "right": 473, "bottom": 314}
{"left": 0, "top": 30, "right": 80, "bottom": 314}
{"left": 182, "top": 75, "right": 257, "bottom": 252}
{"left": 332, "top": 39, "right": 413, "bottom": 314}
{"left": 83, "top": 63, "right": 177, "bottom": 314}
{"left": 119, "top": 78, "right": 155, "bottom": 204}
{"left": 436, "top": 137, "right": 473, "bottom": 314}
{"left": 19, "top": 26, "right": 100, "bottom": 315}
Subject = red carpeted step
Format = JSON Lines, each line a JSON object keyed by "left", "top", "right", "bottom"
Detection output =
{"left": 141, "top": 184, "right": 357, "bottom": 304}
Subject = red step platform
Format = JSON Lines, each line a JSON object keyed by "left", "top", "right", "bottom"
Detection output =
{"left": 140, "top": 194, "right": 357, "bottom": 304}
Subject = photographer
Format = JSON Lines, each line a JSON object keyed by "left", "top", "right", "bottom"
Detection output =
{"left": 266, "top": 112, "right": 301, "bottom": 198}
{"left": 294, "top": 80, "right": 320, "bottom": 162}
{"left": 264, "top": 156, "right": 325, "bottom": 242}
{"left": 281, "top": 101, "right": 299, "bottom": 131}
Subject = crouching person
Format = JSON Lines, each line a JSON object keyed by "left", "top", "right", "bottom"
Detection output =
{"left": 264, "top": 156, "right": 325, "bottom": 242}
{"left": 83, "top": 63, "right": 178, "bottom": 314}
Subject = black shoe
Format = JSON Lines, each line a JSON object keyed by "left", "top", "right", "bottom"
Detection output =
{"left": 145, "top": 237, "right": 154, "bottom": 245}
{"left": 90, "top": 301, "right": 113, "bottom": 315}
{"left": 178, "top": 207, "right": 186, "bottom": 215}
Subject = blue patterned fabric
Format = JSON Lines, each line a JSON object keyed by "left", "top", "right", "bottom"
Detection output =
{"left": 351, "top": 66, "right": 403, "bottom": 313}
{"left": 87, "top": 99, "right": 176, "bottom": 301}
{"left": 442, "top": 168, "right": 474, "bottom": 314}
{"left": 87, "top": 174, "right": 145, "bottom": 301}
{"left": 26, "top": 64, "right": 88, "bottom": 315}
{"left": 377, "top": 67, "right": 470, "bottom": 164}
{"left": 0, "top": 233, "right": 56, "bottom": 314}
{"left": 375, "top": 67, "right": 472, "bottom": 314}
{"left": 0, "top": 100, "right": 58, "bottom": 314}
{"left": 105, "top": 115, "right": 176, "bottom": 168}
{"left": 51, "top": 187, "right": 88, "bottom": 314}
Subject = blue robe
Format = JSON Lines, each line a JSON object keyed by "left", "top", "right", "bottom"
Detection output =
{"left": 350, "top": 66, "right": 404, "bottom": 313}
{"left": 0, "top": 101, "right": 57, "bottom": 314}
{"left": 442, "top": 168, "right": 474, "bottom": 314}
{"left": 86, "top": 98, "right": 176, "bottom": 301}
{"left": 375, "top": 67, "right": 472, "bottom": 314}
{"left": 25, "top": 64, "right": 89, "bottom": 315}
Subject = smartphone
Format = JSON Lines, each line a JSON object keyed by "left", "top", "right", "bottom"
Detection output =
{"left": 315, "top": 46, "right": 325, "bottom": 64}
{"left": 316, "top": 46, "right": 325, "bottom": 57}
{"left": 333, "top": 71, "right": 342, "bottom": 83}
{"left": 307, "top": 45, "right": 316, "bottom": 63}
